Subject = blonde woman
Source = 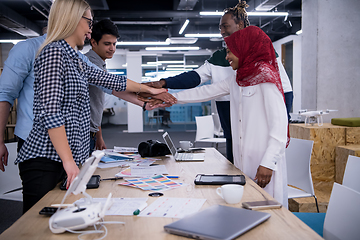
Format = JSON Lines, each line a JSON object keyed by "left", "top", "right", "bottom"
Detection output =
{"left": 15, "top": 0, "right": 171, "bottom": 213}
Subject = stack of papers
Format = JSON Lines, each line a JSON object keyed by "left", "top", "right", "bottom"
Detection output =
{"left": 139, "top": 197, "right": 206, "bottom": 218}
{"left": 97, "top": 149, "right": 160, "bottom": 169}
{"left": 73, "top": 197, "right": 148, "bottom": 216}
{"left": 119, "top": 175, "right": 184, "bottom": 191}
{"left": 100, "top": 153, "right": 133, "bottom": 163}
{"left": 115, "top": 165, "right": 168, "bottom": 178}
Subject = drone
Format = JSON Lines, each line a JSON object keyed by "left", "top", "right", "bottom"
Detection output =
{"left": 299, "top": 109, "right": 338, "bottom": 126}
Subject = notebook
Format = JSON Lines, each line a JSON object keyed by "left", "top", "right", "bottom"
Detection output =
{"left": 162, "top": 132, "right": 205, "bottom": 161}
{"left": 164, "top": 205, "right": 271, "bottom": 240}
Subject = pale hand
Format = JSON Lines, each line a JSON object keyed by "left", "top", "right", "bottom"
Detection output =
{"left": 0, "top": 143, "right": 8, "bottom": 172}
{"left": 62, "top": 160, "right": 79, "bottom": 189}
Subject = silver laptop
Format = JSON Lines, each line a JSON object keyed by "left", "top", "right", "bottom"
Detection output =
{"left": 164, "top": 205, "right": 271, "bottom": 240}
{"left": 162, "top": 132, "right": 205, "bottom": 161}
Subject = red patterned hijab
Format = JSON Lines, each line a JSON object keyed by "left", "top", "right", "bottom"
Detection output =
{"left": 225, "top": 26, "right": 290, "bottom": 146}
{"left": 224, "top": 26, "right": 283, "bottom": 95}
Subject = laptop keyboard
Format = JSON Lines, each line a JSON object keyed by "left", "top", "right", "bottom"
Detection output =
{"left": 177, "top": 153, "right": 193, "bottom": 160}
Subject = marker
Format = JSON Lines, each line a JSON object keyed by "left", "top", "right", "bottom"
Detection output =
{"left": 133, "top": 202, "right": 148, "bottom": 215}
{"left": 166, "top": 175, "right": 179, "bottom": 179}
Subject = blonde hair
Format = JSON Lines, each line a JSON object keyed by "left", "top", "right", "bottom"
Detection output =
{"left": 38, "top": 0, "right": 91, "bottom": 55}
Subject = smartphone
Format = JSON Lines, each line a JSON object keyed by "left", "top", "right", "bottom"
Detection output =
{"left": 60, "top": 175, "right": 100, "bottom": 190}
{"left": 39, "top": 207, "right": 58, "bottom": 216}
{"left": 242, "top": 200, "right": 282, "bottom": 210}
{"left": 194, "top": 174, "right": 246, "bottom": 185}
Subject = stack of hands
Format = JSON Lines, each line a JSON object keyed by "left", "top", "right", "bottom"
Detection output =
{"left": 140, "top": 80, "right": 177, "bottom": 110}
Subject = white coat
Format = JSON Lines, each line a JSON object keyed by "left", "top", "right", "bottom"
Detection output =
{"left": 173, "top": 76, "right": 288, "bottom": 207}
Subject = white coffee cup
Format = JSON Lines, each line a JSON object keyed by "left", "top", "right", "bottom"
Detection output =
{"left": 179, "top": 141, "right": 193, "bottom": 151}
{"left": 216, "top": 184, "right": 244, "bottom": 204}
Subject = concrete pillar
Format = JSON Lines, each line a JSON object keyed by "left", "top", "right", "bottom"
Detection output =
{"left": 302, "top": 0, "right": 360, "bottom": 120}
{"left": 126, "top": 52, "right": 143, "bottom": 132}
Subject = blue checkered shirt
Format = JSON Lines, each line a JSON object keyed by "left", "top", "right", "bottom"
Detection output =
{"left": 15, "top": 39, "right": 126, "bottom": 165}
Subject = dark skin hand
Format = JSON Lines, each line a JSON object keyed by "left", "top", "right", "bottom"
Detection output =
{"left": 254, "top": 166, "right": 273, "bottom": 188}
{"left": 138, "top": 91, "right": 177, "bottom": 105}
{"left": 138, "top": 93, "right": 174, "bottom": 107}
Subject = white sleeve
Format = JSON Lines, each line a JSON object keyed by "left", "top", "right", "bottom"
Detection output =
{"left": 277, "top": 58, "right": 292, "bottom": 93}
{"left": 194, "top": 61, "right": 213, "bottom": 84}
{"left": 173, "top": 78, "right": 231, "bottom": 104}
{"left": 259, "top": 83, "right": 288, "bottom": 170}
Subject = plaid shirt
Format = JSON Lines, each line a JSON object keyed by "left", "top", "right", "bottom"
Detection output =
{"left": 15, "top": 39, "right": 126, "bottom": 165}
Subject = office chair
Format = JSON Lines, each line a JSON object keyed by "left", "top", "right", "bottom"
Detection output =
{"left": 194, "top": 115, "right": 226, "bottom": 150}
{"left": 294, "top": 183, "right": 360, "bottom": 239}
{"left": 342, "top": 155, "right": 360, "bottom": 193}
{"left": 286, "top": 138, "right": 319, "bottom": 212}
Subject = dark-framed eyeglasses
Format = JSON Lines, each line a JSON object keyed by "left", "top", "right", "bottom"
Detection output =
{"left": 82, "top": 16, "right": 93, "bottom": 29}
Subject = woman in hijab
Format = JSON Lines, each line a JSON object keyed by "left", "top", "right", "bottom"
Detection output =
{"left": 170, "top": 26, "right": 288, "bottom": 207}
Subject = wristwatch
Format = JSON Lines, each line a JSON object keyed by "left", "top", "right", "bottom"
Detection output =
{"left": 142, "top": 102, "right": 147, "bottom": 111}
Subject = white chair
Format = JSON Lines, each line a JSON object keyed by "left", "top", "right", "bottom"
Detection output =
{"left": 286, "top": 138, "right": 319, "bottom": 212}
{"left": 323, "top": 182, "right": 360, "bottom": 240}
{"left": 342, "top": 155, "right": 360, "bottom": 193}
{"left": 0, "top": 142, "right": 22, "bottom": 201}
{"left": 212, "top": 113, "right": 224, "bottom": 137}
{"left": 194, "top": 115, "right": 226, "bottom": 150}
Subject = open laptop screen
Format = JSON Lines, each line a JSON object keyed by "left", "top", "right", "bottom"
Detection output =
{"left": 162, "top": 132, "right": 177, "bottom": 156}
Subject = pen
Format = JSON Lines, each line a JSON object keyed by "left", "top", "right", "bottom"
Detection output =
{"left": 166, "top": 175, "right": 179, "bottom": 179}
{"left": 101, "top": 177, "right": 123, "bottom": 181}
{"left": 133, "top": 202, "right": 148, "bottom": 215}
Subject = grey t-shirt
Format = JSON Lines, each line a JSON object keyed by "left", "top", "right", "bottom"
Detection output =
{"left": 85, "top": 49, "right": 106, "bottom": 133}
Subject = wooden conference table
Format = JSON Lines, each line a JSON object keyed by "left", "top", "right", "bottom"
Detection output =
{"left": 0, "top": 148, "right": 322, "bottom": 240}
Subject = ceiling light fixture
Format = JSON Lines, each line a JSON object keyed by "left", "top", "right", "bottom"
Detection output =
{"left": 199, "top": 11, "right": 289, "bottom": 17}
{"left": 296, "top": 29, "right": 302, "bottom": 35}
{"left": 0, "top": 39, "right": 25, "bottom": 44}
{"left": 179, "top": 19, "right": 190, "bottom": 35}
{"left": 116, "top": 41, "right": 170, "bottom": 46}
{"left": 145, "top": 46, "right": 200, "bottom": 51}
{"left": 185, "top": 33, "right": 222, "bottom": 38}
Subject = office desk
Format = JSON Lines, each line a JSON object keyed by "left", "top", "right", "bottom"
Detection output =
{"left": 0, "top": 148, "right": 322, "bottom": 240}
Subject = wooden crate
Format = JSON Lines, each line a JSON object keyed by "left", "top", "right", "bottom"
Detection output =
{"left": 289, "top": 123, "right": 347, "bottom": 183}
{"left": 335, "top": 145, "right": 360, "bottom": 184}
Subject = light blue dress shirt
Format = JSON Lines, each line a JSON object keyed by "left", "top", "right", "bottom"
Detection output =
{"left": 0, "top": 34, "right": 111, "bottom": 141}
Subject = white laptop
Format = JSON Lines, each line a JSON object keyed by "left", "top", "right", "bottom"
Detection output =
{"left": 162, "top": 132, "right": 205, "bottom": 161}
{"left": 164, "top": 205, "right": 271, "bottom": 240}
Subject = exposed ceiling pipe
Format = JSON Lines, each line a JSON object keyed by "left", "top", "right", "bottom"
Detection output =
{"left": 24, "top": 0, "right": 48, "bottom": 19}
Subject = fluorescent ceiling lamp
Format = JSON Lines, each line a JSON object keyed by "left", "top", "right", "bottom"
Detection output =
{"left": 0, "top": 39, "right": 25, "bottom": 44}
{"left": 145, "top": 46, "right": 200, "bottom": 51}
{"left": 296, "top": 29, "right": 302, "bottom": 35}
{"left": 109, "top": 71, "right": 125, "bottom": 75}
{"left": 199, "top": 11, "right": 289, "bottom": 17}
{"left": 167, "top": 64, "right": 198, "bottom": 68}
{"left": 116, "top": 41, "right": 169, "bottom": 46}
{"left": 185, "top": 33, "right": 222, "bottom": 38}
{"left": 179, "top": 19, "right": 190, "bottom": 35}
{"left": 145, "top": 62, "right": 162, "bottom": 65}
{"left": 166, "top": 37, "right": 198, "bottom": 44}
